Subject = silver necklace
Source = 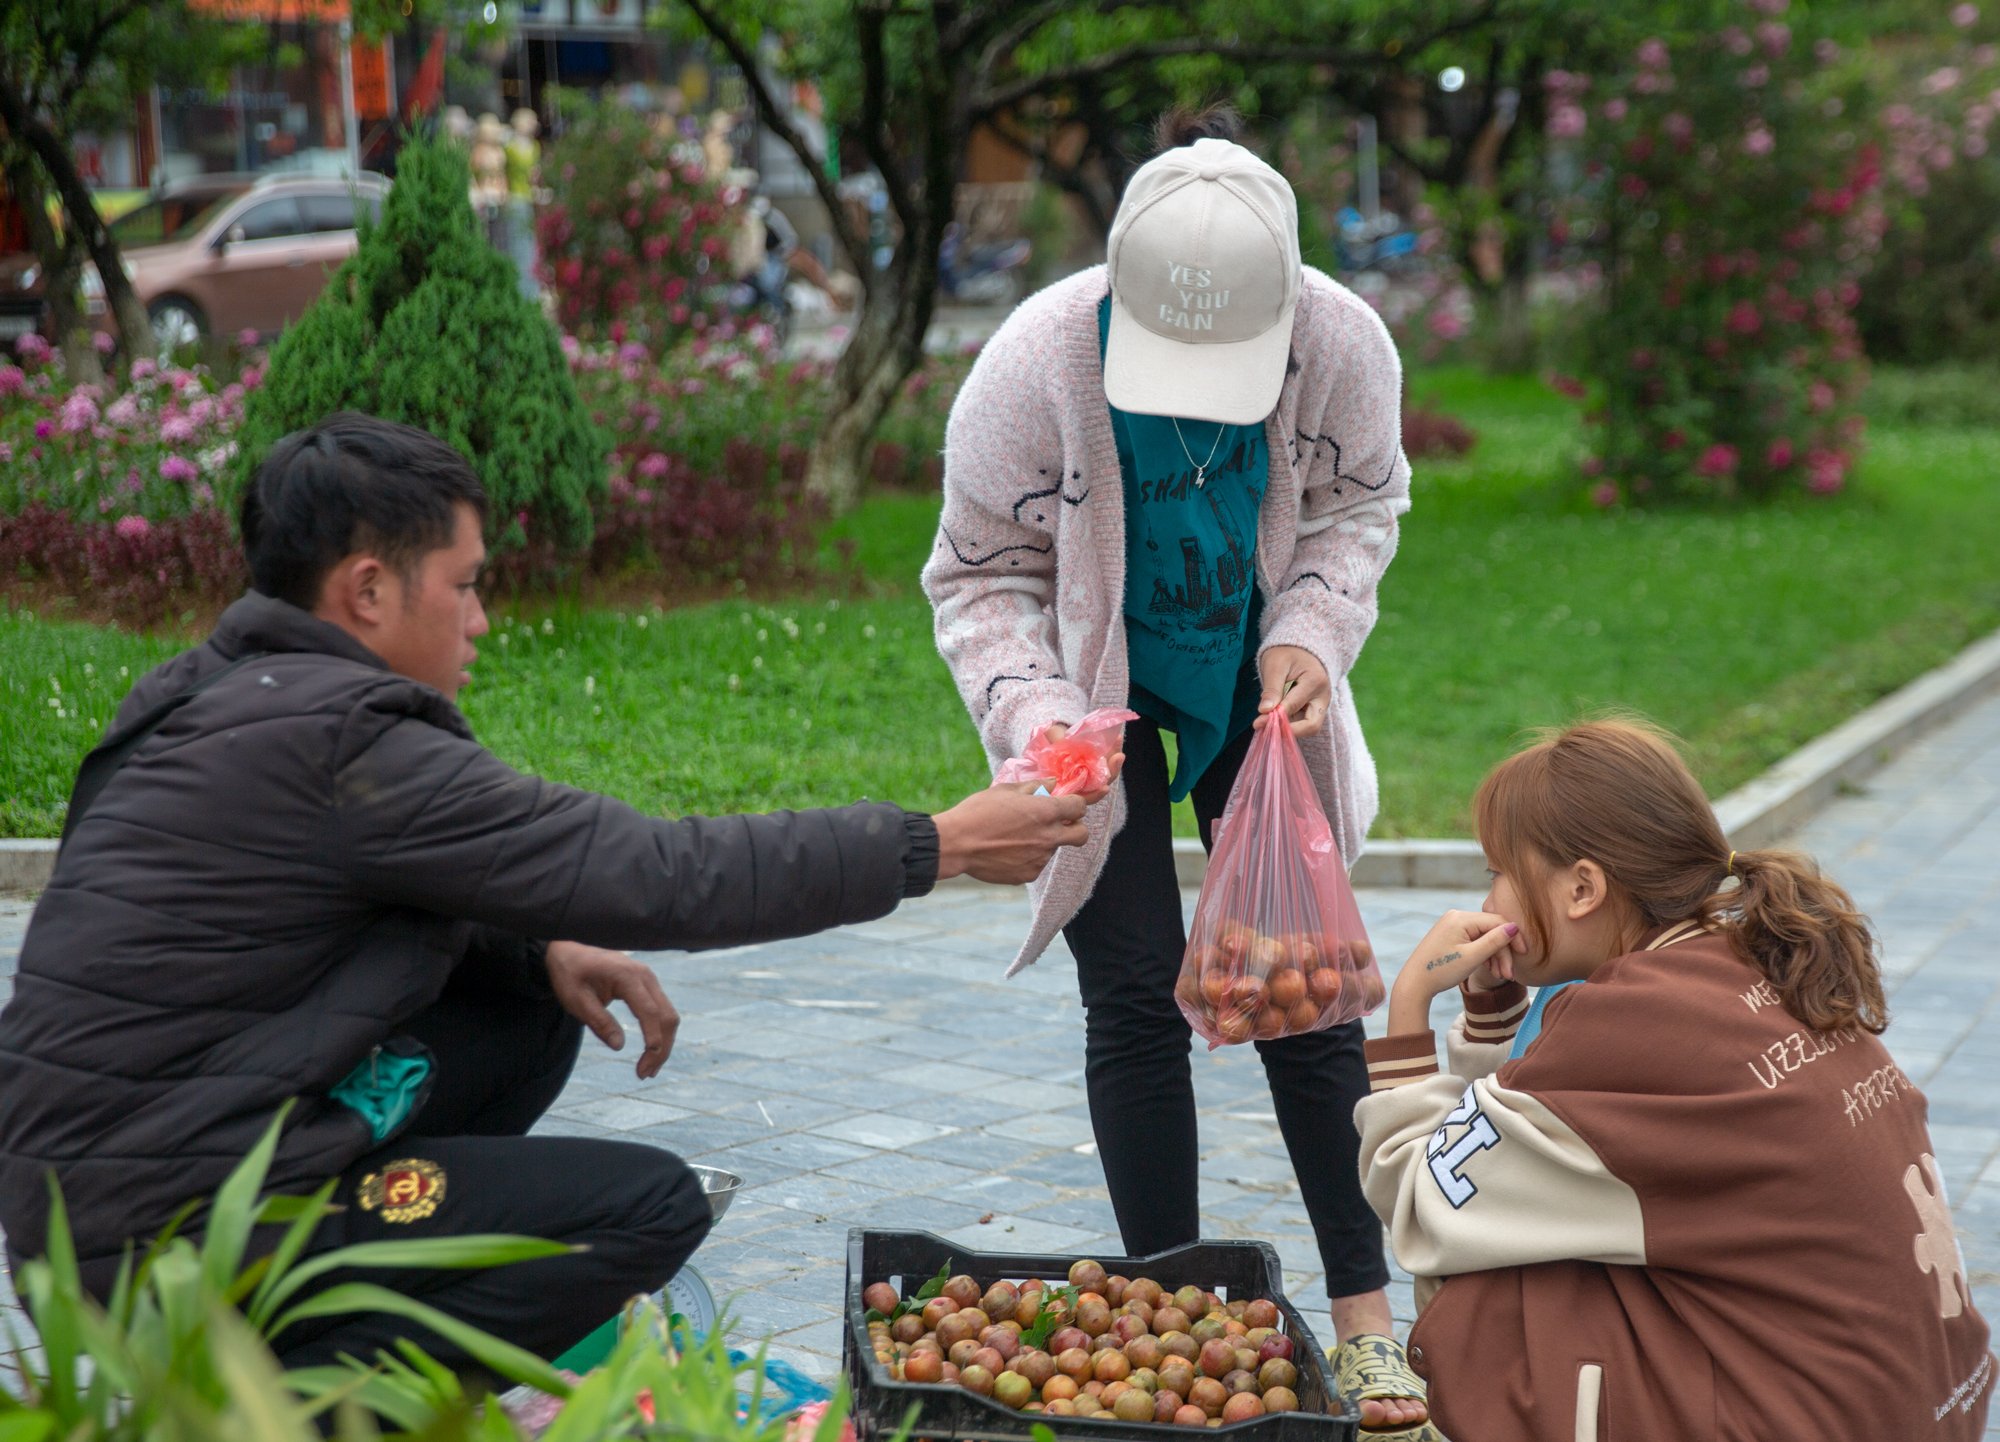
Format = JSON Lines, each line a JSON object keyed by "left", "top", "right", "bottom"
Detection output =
{"left": 1171, "top": 416, "right": 1226, "bottom": 488}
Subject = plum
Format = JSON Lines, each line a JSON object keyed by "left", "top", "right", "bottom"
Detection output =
{"left": 863, "top": 1282, "right": 900, "bottom": 1315}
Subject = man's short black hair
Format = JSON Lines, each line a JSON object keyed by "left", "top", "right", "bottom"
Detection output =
{"left": 240, "top": 412, "right": 488, "bottom": 609}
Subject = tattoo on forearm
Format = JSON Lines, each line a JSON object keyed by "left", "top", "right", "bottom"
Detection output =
{"left": 1425, "top": 951, "right": 1462, "bottom": 971}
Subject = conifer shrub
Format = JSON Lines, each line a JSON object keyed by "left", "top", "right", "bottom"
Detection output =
{"left": 231, "top": 135, "right": 606, "bottom": 559}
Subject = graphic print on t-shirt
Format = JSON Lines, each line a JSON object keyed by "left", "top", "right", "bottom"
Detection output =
{"left": 1136, "top": 441, "right": 1262, "bottom": 649}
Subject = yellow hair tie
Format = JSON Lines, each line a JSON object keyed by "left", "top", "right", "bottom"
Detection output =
{"left": 1726, "top": 850, "right": 1737, "bottom": 875}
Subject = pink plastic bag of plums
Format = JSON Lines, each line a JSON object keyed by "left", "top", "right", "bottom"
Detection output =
{"left": 1175, "top": 713, "right": 1384, "bottom": 1048}
{"left": 994, "top": 708, "right": 1138, "bottom": 796}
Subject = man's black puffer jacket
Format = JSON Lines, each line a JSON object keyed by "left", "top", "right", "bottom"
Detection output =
{"left": 0, "top": 592, "right": 937, "bottom": 1272}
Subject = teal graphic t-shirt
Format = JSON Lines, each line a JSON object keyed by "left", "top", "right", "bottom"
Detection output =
{"left": 1099, "top": 295, "right": 1269, "bottom": 801}
{"left": 1509, "top": 980, "right": 1581, "bottom": 1059}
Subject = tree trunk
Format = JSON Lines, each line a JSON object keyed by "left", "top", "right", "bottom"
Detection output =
{"left": 1483, "top": 265, "right": 1535, "bottom": 372}
{"left": 802, "top": 7, "right": 961, "bottom": 516}
{"left": 805, "top": 221, "right": 943, "bottom": 513}
{"left": 4, "top": 150, "right": 103, "bottom": 386}
{"left": 0, "top": 77, "right": 152, "bottom": 359}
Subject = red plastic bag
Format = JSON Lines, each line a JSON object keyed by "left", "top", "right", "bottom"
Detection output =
{"left": 994, "top": 708, "right": 1138, "bottom": 796}
{"left": 1175, "top": 714, "right": 1384, "bottom": 1048}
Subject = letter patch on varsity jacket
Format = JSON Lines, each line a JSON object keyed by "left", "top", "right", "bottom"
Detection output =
{"left": 1426, "top": 1084, "right": 1501, "bottom": 1207}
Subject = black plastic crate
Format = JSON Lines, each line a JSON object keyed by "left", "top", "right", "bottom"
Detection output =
{"left": 842, "top": 1229, "right": 1359, "bottom": 1442}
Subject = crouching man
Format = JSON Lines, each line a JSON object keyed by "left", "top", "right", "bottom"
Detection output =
{"left": 0, "top": 413, "right": 1108, "bottom": 1375}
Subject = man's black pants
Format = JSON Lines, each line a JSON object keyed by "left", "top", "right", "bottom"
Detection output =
{"left": 271, "top": 979, "right": 713, "bottom": 1375}
{"left": 1061, "top": 718, "right": 1388, "bottom": 1300}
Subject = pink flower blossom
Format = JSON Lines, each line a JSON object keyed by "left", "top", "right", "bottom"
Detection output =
{"left": 237, "top": 328, "right": 259, "bottom": 348}
{"left": 1726, "top": 301, "right": 1763, "bottom": 334}
{"left": 1663, "top": 112, "right": 1695, "bottom": 145}
{"left": 1740, "top": 64, "right": 1770, "bottom": 88}
{"left": 1744, "top": 125, "right": 1776, "bottom": 156}
{"left": 1924, "top": 68, "right": 1963, "bottom": 95}
{"left": 16, "top": 333, "right": 52, "bottom": 365}
{"left": 1814, "top": 38, "right": 1840, "bottom": 63}
{"left": 0, "top": 365, "right": 23, "bottom": 395}
{"left": 637, "top": 451, "right": 670, "bottom": 479}
{"left": 130, "top": 357, "right": 157, "bottom": 382}
{"left": 159, "top": 413, "right": 197, "bottom": 445}
{"left": 1755, "top": 21, "right": 1791, "bottom": 56}
{"left": 1636, "top": 37, "right": 1670, "bottom": 70}
{"left": 1602, "top": 98, "right": 1629, "bottom": 122}
{"left": 1953, "top": 3, "right": 1980, "bottom": 25}
{"left": 106, "top": 394, "right": 141, "bottom": 426}
{"left": 1806, "top": 449, "right": 1847, "bottom": 493}
{"left": 1808, "top": 380, "right": 1836, "bottom": 412}
{"left": 159, "top": 455, "right": 198, "bottom": 483}
{"left": 92, "top": 330, "right": 115, "bottom": 355}
{"left": 1722, "top": 26, "right": 1753, "bottom": 56}
{"left": 1767, "top": 438, "right": 1795, "bottom": 468}
{"left": 33, "top": 419, "right": 53, "bottom": 439}
{"left": 60, "top": 392, "right": 100, "bottom": 432}
{"left": 1695, "top": 444, "right": 1740, "bottom": 477}
{"left": 1591, "top": 482, "right": 1621, "bottom": 508}
{"left": 114, "top": 514, "right": 152, "bottom": 539}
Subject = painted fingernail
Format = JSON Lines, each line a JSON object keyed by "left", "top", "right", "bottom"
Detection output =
{"left": 1505, "top": 923, "right": 1519, "bottom": 936}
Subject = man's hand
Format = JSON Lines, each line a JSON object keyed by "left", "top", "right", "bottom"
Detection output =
{"left": 934, "top": 782, "right": 1092, "bottom": 885}
{"left": 545, "top": 940, "right": 680, "bottom": 1080}
{"left": 1255, "top": 645, "right": 1332, "bottom": 736}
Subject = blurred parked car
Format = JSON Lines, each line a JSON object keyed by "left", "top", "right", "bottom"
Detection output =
{"left": 0, "top": 172, "right": 387, "bottom": 355}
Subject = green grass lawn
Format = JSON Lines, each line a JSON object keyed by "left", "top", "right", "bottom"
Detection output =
{"left": 5, "top": 367, "right": 1998, "bottom": 839}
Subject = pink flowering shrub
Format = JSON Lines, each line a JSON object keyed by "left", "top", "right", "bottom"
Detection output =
{"left": 527, "top": 333, "right": 969, "bottom": 590}
{"left": 536, "top": 97, "right": 746, "bottom": 356}
{"left": 1, "top": 320, "right": 971, "bottom": 612}
{"left": 1556, "top": 14, "right": 1881, "bottom": 503}
{"left": 0, "top": 337, "right": 251, "bottom": 525}
{"left": 1854, "top": 15, "right": 2000, "bottom": 363}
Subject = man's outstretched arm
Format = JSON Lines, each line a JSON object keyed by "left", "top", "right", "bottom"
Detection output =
{"left": 332, "top": 714, "right": 1086, "bottom": 953}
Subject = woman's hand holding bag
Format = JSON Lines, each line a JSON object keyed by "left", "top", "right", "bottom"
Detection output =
{"left": 1174, "top": 712, "right": 1385, "bottom": 1047}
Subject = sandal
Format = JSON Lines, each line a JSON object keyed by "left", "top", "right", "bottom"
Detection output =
{"left": 1330, "top": 1333, "right": 1448, "bottom": 1440}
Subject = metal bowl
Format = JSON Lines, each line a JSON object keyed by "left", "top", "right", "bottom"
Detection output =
{"left": 688, "top": 1164, "right": 743, "bottom": 1222}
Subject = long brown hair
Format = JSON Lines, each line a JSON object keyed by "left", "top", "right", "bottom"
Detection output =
{"left": 1473, "top": 717, "right": 1886, "bottom": 1034}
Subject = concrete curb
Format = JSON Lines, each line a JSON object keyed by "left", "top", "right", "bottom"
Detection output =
{"left": 6, "top": 629, "right": 1999, "bottom": 899}
{"left": 0, "top": 840, "right": 54, "bottom": 896}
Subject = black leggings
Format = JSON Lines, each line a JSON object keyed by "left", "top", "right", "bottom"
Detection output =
{"left": 271, "top": 981, "right": 713, "bottom": 1377}
{"left": 1062, "top": 718, "right": 1387, "bottom": 1299}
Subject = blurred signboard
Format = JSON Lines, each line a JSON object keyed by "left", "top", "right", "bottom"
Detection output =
{"left": 351, "top": 40, "right": 392, "bottom": 118}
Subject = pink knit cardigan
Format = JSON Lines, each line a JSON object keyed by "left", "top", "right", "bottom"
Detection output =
{"left": 922, "top": 265, "right": 1412, "bottom": 975}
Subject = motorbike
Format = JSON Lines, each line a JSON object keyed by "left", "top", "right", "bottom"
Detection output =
{"left": 938, "top": 221, "right": 1031, "bottom": 305}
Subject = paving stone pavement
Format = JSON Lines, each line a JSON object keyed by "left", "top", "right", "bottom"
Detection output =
{"left": 1, "top": 685, "right": 1997, "bottom": 1431}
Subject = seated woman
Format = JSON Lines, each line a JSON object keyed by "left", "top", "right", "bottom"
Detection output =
{"left": 1355, "top": 718, "right": 1992, "bottom": 1442}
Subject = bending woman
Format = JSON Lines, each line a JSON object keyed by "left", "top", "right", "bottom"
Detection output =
{"left": 1358, "top": 718, "right": 1993, "bottom": 1441}
{"left": 923, "top": 106, "right": 1426, "bottom": 1433}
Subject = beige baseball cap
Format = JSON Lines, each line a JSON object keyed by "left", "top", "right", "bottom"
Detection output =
{"left": 1104, "top": 138, "right": 1301, "bottom": 424}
